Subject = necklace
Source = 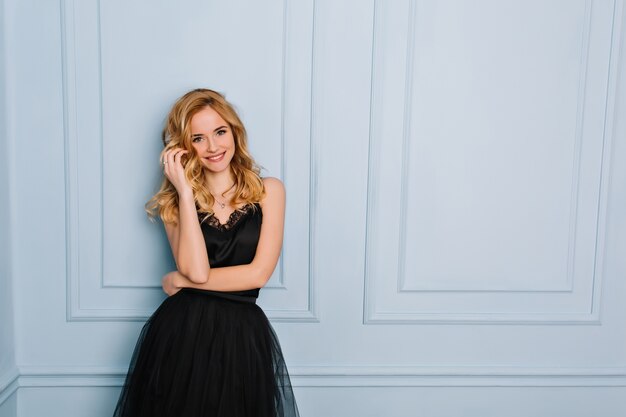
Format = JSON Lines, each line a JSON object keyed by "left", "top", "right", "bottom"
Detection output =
{"left": 210, "top": 183, "right": 235, "bottom": 209}
{"left": 213, "top": 197, "right": 227, "bottom": 209}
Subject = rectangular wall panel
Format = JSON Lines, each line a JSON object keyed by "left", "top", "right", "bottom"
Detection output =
{"left": 62, "top": 0, "right": 318, "bottom": 322}
{"left": 364, "top": 0, "right": 619, "bottom": 324}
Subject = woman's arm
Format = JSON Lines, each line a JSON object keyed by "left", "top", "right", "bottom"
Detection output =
{"left": 163, "top": 177, "right": 286, "bottom": 293}
{"left": 162, "top": 148, "right": 211, "bottom": 284}
{"left": 167, "top": 192, "right": 211, "bottom": 284}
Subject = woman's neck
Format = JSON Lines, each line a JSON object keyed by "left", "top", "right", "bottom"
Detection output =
{"left": 205, "top": 168, "right": 236, "bottom": 195}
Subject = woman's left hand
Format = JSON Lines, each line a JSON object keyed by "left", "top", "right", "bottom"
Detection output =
{"left": 162, "top": 270, "right": 184, "bottom": 296}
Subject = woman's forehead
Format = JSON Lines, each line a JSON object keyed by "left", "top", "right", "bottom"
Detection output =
{"left": 190, "top": 107, "right": 227, "bottom": 132}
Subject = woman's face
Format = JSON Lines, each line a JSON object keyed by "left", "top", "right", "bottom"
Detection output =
{"left": 189, "top": 106, "right": 235, "bottom": 173}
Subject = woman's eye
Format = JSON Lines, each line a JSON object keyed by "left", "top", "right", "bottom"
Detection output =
{"left": 192, "top": 136, "right": 204, "bottom": 142}
{"left": 217, "top": 129, "right": 227, "bottom": 136}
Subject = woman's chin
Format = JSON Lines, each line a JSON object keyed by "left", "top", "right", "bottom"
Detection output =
{"left": 202, "top": 161, "right": 232, "bottom": 173}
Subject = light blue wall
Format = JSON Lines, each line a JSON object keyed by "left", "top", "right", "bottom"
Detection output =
{"left": 5, "top": 0, "right": 626, "bottom": 416}
{"left": 0, "top": 393, "right": 16, "bottom": 417}
{"left": 0, "top": 0, "right": 13, "bottom": 376}
{"left": 0, "top": 0, "right": 17, "bottom": 412}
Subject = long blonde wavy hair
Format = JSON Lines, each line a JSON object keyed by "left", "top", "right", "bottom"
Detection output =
{"left": 145, "top": 88, "right": 266, "bottom": 225}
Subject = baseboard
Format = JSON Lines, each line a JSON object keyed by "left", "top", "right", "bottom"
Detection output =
{"left": 14, "top": 365, "right": 626, "bottom": 388}
{"left": 0, "top": 368, "right": 19, "bottom": 406}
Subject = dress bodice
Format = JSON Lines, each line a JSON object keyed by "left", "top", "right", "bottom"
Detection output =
{"left": 197, "top": 202, "right": 262, "bottom": 298}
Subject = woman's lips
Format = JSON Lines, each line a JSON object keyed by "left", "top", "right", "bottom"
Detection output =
{"left": 205, "top": 151, "right": 225, "bottom": 162}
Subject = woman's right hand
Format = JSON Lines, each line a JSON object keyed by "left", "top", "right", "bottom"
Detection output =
{"left": 161, "top": 147, "right": 193, "bottom": 197}
{"left": 162, "top": 270, "right": 183, "bottom": 296}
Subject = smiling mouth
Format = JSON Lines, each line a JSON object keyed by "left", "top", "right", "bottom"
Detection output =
{"left": 205, "top": 152, "right": 226, "bottom": 162}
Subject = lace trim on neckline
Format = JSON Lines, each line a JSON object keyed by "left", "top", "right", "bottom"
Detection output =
{"left": 203, "top": 202, "right": 254, "bottom": 231}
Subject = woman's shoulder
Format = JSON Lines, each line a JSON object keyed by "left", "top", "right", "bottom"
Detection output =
{"left": 261, "top": 176, "right": 284, "bottom": 188}
{"left": 259, "top": 177, "right": 285, "bottom": 208}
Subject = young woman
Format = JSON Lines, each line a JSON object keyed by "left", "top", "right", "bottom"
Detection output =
{"left": 113, "top": 88, "right": 300, "bottom": 417}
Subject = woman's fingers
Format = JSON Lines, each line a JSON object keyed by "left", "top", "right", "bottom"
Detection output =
{"left": 173, "top": 149, "right": 188, "bottom": 167}
{"left": 162, "top": 148, "right": 180, "bottom": 176}
{"left": 166, "top": 148, "right": 185, "bottom": 168}
{"left": 167, "top": 148, "right": 177, "bottom": 168}
{"left": 161, "top": 148, "right": 192, "bottom": 196}
{"left": 162, "top": 150, "right": 172, "bottom": 174}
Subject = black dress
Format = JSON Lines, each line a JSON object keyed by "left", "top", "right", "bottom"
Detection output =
{"left": 113, "top": 202, "right": 300, "bottom": 417}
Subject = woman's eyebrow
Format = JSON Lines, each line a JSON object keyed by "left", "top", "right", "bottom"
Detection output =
{"left": 191, "top": 126, "right": 228, "bottom": 136}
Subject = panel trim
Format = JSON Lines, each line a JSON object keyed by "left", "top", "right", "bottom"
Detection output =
{"left": 593, "top": 0, "right": 624, "bottom": 330}
{"left": 61, "top": 0, "right": 319, "bottom": 322}
{"left": 365, "top": 310, "right": 601, "bottom": 325}
{"left": 0, "top": 368, "right": 19, "bottom": 406}
{"left": 15, "top": 366, "right": 626, "bottom": 388}
{"left": 363, "top": 0, "right": 623, "bottom": 324}
{"left": 396, "top": 0, "right": 592, "bottom": 294}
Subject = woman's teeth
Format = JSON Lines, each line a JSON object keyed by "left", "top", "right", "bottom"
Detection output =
{"left": 207, "top": 152, "right": 225, "bottom": 162}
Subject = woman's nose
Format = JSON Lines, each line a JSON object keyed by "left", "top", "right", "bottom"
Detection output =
{"left": 206, "top": 136, "right": 218, "bottom": 152}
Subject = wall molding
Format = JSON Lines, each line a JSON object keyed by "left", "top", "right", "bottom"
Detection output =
{"left": 363, "top": 0, "right": 623, "bottom": 324}
{"left": 4, "top": 363, "right": 626, "bottom": 404}
{"left": 60, "top": 0, "right": 319, "bottom": 323}
{"left": 12, "top": 365, "right": 626, "bottom": 388}
{"left": 395, "top": 0, "right": 591, "bottom": 294}
{"left": 0, "top": 368, "right": 19, "bottom": 406}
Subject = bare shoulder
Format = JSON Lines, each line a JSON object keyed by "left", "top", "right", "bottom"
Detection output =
{"left": 260, "top": 177, "right": 285, "bottom": 208}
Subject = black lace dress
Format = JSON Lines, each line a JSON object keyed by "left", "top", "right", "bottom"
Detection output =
{"left": 113, "top": 202, "right": 300, "bottom": 417}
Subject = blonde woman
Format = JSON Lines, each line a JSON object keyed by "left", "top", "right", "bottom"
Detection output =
{"left": 113, "top": 88, "right": 300, "bottom": 417}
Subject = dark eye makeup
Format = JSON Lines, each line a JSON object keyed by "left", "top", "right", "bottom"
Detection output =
{"left": 191, "top": 129, "right": 228, "bottom": 142}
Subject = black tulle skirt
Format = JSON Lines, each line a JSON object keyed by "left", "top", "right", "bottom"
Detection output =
{"left": 113, "top": 287, "right": 300, "bottom": 417}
